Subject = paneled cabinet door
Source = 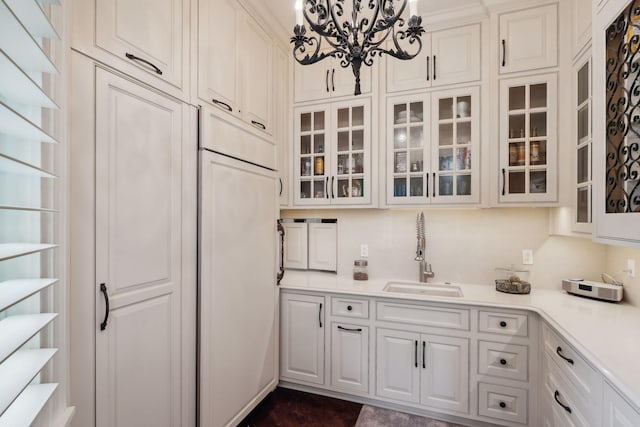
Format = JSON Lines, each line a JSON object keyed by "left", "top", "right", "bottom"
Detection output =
{"left": 294, "top": 105, "right": 331, "bottom": 205}
{"left": 499, "top": 4, "right": 558, "bottom": 74}
{"left": 95, "top": 0, "right": 185, "bottom": 89}
{"left": 386, "top": 24, "right": 480, "bottom": 93}
{"left": 420, "top": 335, "right": 469, "bottom": 413}
{"left": 95, "top": 68, "right": 184, "bottom": 427}
{"left": 294, "top": 59, "right": 372, "bottom": 103}
{"left": 274, "top": 46, "right": 290, "bottom": 206}
{"left": 603, "top": 383, "right": 640, "bottom": 427}
{"left": 376, "top": 329, "right": 421, "bottom": 404}
{"left": 280, "top": 293, "right": 325, "bottom": 385}
{"left": 499, "top": 74, "right": 558, "bottom": 203}
{"left": 331, "top": 323, "right": 369, "bottom": 394}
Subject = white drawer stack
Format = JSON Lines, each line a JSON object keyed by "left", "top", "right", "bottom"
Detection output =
{"left": 475, "top": 309, "right": 537, "bottom": 426}
{"left": 540, "top": 323, "right": 603, "bottom": 426}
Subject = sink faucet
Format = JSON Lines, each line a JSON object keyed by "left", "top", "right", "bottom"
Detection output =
{"left": 415, "top": 212, "right": 435, "bottom": 283}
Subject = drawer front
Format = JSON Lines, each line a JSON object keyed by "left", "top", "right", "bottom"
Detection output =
{"left": 376, "top": 302, "right": 470, "bottom": 330}
{"left": 542, "top": 352, "right": 592, "bottom": 426}
{"left": 541, "top": 323, "right": 602, "bottom": 403}
{"left": 478, "top": 382, "right": 528, "bottom": 424}
{"left": 478, "top": 341, "right": 529, "bottom": 382}
{"left": 331, "top": 297, "right": 369, "bottom": 319}
{"left": 479, "top": 310, "right": 528, "bottom": 337}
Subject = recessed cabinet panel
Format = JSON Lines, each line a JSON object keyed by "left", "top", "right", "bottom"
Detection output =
{"left": 294, "top": 59, "right": 372, "bottom": 103}
{"left": 308, "top": 223, "right": 337, "bottom": 271}
{"left": 331, "top": 323, "right": 369, "bottom": 394}
{"left": 376, "top": 328, "right": 420, "bottom": 403}
{"left": 283, "top": 223, "right": 308, "bottom": 269}
{"left": 499, "top": 4, "right": 558, "bottom": 74}
{"left": 603, "top": 382, "right": 640, "bottom": 427}
{"left": 421, "top": 335, "right": 469, "bottom": 413}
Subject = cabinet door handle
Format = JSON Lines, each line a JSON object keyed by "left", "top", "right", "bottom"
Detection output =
{"left": 100, "top": 283, "right": 109, "bottom": 331}
{"left": 414, "top": 340, "right": 418, "bottom": 368}
{"left": 501, "top": 39, "right": 506, "bottom": 67}
{"left": 332, "top": 68, "right": 335, "bottom": 92}
{"left": 319, "top": 303, "right": 323, "bottom": 328}
{"left": 499, "top": 320, "right": 507, "bottom": 328}
{"left": 433, "top": 55, "right": 437, "bottom": 80}
{"left": 337, "top": 325, "right": 362, "bottom": 332}
{"left": 251, "top": 120, "right": 266, "bottom": 130}
{"left": 325, "top": 177, "right": 329, "bottom": 199}
{"left": 426, "top": 56, "right": 430, "bottom": 81}
{"left": 501, "top": 168, "right": 506, "bottom": 196}
{"left": 125, "top": 52, "right": 162, "bottom": 75}
{"left": 279, "top": 178, "right": 283, "bottom": 197}
{"left": 432, "top": 172, "right": 436, "bottom": 197}
{"left": 331, "top": 176, "right": 335, "bottom": 198}
{"left": 426, "top": 173, "right": 429, "bottom": 198}
{"left": 556, "top": 346, "right": 574, "bottom": 365}
{"left": 326, "top": 70, "right": 330, "bottom": 93}
{"left": 212, "top": 99, "right": 233, "bottom": 112}
{"left": 277, "top": 220, "right": 285, "bottom": 285}
{"left": 422, "top": 341, "right": 426, "bottom": 369}
{"left": 554, "top": 390, "right": 572, "bottom": 414}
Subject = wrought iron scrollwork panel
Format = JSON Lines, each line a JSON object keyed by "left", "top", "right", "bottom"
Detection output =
{"left": 606, "top": 0, "right": 640, "bottom": 213}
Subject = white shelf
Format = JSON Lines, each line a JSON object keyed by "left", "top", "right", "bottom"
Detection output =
{"left": 0, "top": 348, "right": 57, "bottom": 415}
{"left": 0, "top": 279, "right": 58, "bottom": 312}
{"left": 4, "top": 0, "right": 59, "bottom": 39}
{"left": 0, "top": 383, "right": 58, "bottom": 427}
{"left": 0, "top": 100, "right": 58, "bottom": 144}
{"left": 0, "top": 154, "right": 56, "bottom": 178}
{"left": 0, "top": 244, "right": 57, "bottom": 261}
{"left": 0, "top": 0, "right": 57, "bottom": 74}
{"left": 0, "top": 51, "right": 58, "bottom": 109}
{"left": 0, "top": 314, "right": 57, "bottom": 363}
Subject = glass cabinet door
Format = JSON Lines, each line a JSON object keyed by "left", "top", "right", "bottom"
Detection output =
{"left": 499, "top": 74, "right": 557, "bottom": 203}
{"left": 294, "top": 107, "right": 329, "bottom": 205}
{"left": 387, "top": 95, "right": 430, "bottom": 204}
{"left": 431, "top": 87, "right": 479, "bottom": 204}
{"left": 575, "top": 59, "right": 592, "bottom": 230}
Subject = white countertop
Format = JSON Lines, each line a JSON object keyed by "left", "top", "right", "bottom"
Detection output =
{"left": 280, "top": 270, "right": 640, "bottom": 411}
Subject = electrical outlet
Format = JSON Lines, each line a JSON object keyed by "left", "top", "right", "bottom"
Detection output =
{"left": 627, "top": 259, "right": 636, "bottom": 278}
{"left": 522, "top": 249, "right": 534, "bottom": 265}
{"left": 360, "top": 244, "right": 369, "bottom": 258}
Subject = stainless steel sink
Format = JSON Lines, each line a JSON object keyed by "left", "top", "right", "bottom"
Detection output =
{"left": 383, "top": 282, "right": 463, "bottom": 298}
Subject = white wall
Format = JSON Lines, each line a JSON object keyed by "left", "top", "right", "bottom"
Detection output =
{"left": 605, "top": 246, "right": 640, "bottom": 307}
{"left": 282, "top": 207, "right": 608, "bottom": 292}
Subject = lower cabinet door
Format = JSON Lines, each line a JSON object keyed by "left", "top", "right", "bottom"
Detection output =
{"left": 603, "top": 383, "right": 640, "bottom": 427}
{"left": 420, "top": 334, "right": 469, "bottom": 413}
{"left": 331, "top": 323, "right": 369, "bottom": 394}
{"left": 280, "top": 293, "right": 325, "bottom": 384}
{"left": 376, "top": 328, "right": 420, "bottom": 403}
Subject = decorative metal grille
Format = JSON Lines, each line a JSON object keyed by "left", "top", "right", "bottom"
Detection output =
{"left": 606, "top": 0, "right": 640, "bottom": 213}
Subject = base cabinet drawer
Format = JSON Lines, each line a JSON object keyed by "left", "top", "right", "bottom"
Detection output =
{"left": 478, "top": 383, "right": 528, "bottom": 424}
{"left": 479, "top": 310, "right": 528, "bottom": 336}
{"left": 478, "top": 341, "right": 528, "bottom": 381}
{"left": 331, "top": 297, "right": 369, "bottom": 319}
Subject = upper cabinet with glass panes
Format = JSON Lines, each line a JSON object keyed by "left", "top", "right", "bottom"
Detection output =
{"left": 499, "top": 74, "right": 558, "bottom": 203}
{"left": 293, "top": 99, "right": 372, "bottom": 207}
{"left": 386, "top": 87, "right": 480, "bottom": 206}
{"left": 575, "top": 59, "right": 593, "bottom": 232}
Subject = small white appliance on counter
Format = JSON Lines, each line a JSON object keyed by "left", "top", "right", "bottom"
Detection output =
{"left": 562, "top": 279, "right": 624, "bottom": 302}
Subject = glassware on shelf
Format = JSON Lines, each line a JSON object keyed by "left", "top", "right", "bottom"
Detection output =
{"left": 314, "top": 156, "right": 324, "bottom": 175}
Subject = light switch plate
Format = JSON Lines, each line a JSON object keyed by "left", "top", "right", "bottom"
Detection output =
{"left": 360, "top": 244, "right": 369, "bottom": 258}
{"left": 522, "top": 249, "right": 533, "bottom": 265}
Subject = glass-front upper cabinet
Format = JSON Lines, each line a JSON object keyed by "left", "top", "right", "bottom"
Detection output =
{"left": 594, "top": 0, "right": 640, "bottom": 244}
{"left": 293, "top": 99, "right": 371, "bottom": 207}
{"left": 575, "top": 58, "right": 593, "bottom": 232}
{"left": 499, "top": 74, "right": 557, "bottom": 203}
{"left": 386, "top": 87, "right": 480, "bottom": 206}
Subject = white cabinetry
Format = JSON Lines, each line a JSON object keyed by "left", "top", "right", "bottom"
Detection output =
{"left": 331, "top": 323, "right": 369, "bottom": 394}
{"left": 308, "top": 222, "right": 338, "bottom": 271}
{"left": 603, "top": 383, "right": 640, "bottom": 427}
{"left": 386, "top": 87, "right": 480, "bottom": 205}
{"left": 293, "top": 99, "right": 373, "bottom": 207}
{"left": 376, "top": 329, "right": 421, "bottom": 403}
{"left": 280, "top": 293, "right": 325, "bottom": 385}
{"left": 72, "top": 0, "right": 189, "bottom": 99}
{"left": 198, "top": 0, "right": 272, "bottom": 134}
{"left": 498, "top": 4, "right": 558, "bottom": 74}
{"left": 386, "top": 24, "right": 481, "bottom": 93}
{"left": 295, "top": 58, "right": 372, "bottom": 103}
{"left": 499, "top": 73, "right": 558, "bottom": 203}
{"left": 274, "top": 45, "right": 291, "bottom": 205}
{"left": 283, "top": 222, "right": 308, "bottom": 269}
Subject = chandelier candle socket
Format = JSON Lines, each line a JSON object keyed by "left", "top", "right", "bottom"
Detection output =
{"left": 291, "top": 0, "right": 426, "bottom": 95}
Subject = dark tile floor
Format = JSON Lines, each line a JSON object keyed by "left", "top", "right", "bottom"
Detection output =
{"left": 239, "top": 387, "right": 363, "bottom": 427}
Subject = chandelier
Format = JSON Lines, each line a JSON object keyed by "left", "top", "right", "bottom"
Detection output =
{"left": 291, "top": 0, "right": 425, "bottom": 96}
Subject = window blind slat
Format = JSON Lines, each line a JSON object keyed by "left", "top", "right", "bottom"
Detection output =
{"left": 0, "top": 51, "right": 58, "bottom": 109}
{"left": 4, "top": 0, "right": 59, "bottom": 40}
{"left": 0, "top": 0, "right": 58, "bottom": 74}
{"left": 0, "top": 101, "right": 58, "bottom": 143}
{"left": 0, "top": 383, "right": 58, "bottom": 427}
{"left": 0, "top": 154, "right": 56, "bottom": 178}
{"left": 0, "top": 314, "right": 57, "bottom": 364}
{"left": 0, "top": 279, "right": 58, "bottom": 312}
{"left": 0, "top": 348, "right": 57, "bottom": 415}
{"left": 0, "top": 244, "right": 56, "bottom": 262}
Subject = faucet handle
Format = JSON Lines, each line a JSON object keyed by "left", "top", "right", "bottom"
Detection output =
{"left": 425, "top": 263, "right": 435, "bottom": 278}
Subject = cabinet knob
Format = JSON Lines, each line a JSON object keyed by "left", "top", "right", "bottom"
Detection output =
{"left": 499, "top": 321, "right": 507, "bottom": 328}
{"left": 347, "top": 305, "right": 353, "bottom": 311}
{"left": 500, "top": 358, "right": 507, "bottom": 366}
{"left": 499, "top": 401, "right": 506, "bottom": 409}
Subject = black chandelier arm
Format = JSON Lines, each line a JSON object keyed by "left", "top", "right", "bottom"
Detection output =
{"left": 361, "top": 0, "right": 380, "bottom": 35}
{"left": 373, "top": 1, "right": 408, "bottom": 34}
